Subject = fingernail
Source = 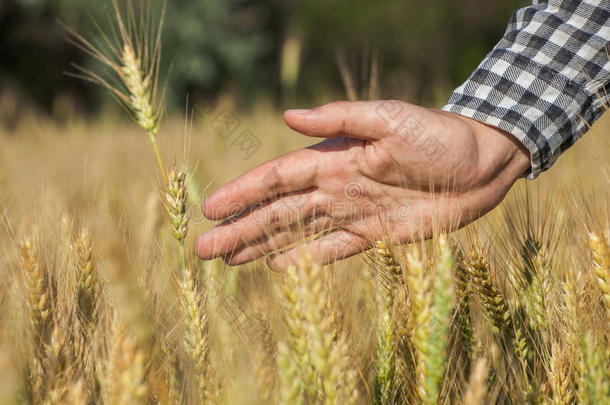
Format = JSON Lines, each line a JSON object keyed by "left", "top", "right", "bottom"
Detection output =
{"left": 288, "top": 109, "right": 312, "bottom": 115}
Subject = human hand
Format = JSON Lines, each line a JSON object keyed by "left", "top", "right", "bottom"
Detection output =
{"left": 195, "top": 100, "right": 529, "bottom": 268}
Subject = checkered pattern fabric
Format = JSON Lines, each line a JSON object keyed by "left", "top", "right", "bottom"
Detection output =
{"left": 442, "top": 0, "right": 610, "bottom": 178}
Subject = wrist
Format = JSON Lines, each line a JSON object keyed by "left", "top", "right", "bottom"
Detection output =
{"left": 457, "top": 113, "right": 531, "bottom": 185}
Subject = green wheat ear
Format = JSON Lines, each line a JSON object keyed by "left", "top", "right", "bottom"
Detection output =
{"left": 424, "top": 235, "right": 454, "bottom": 405}
{"left": 372, "top": 240, "right": 400, "bottom": 405}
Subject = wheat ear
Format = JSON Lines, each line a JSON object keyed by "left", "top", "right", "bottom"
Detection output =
{"left": 72, "top": 227, "right": 99, "bottom": 336}
{"left": 547, "top": 341, "right": 573, "bottom": 405}
{"left": 251, "top": 311, "right": 275, "bottom": 404}
{"left": 440, "top": 248, "right": 474, "bottom": 402}
{"left": 161, "top": 343, "right": 181, "bottom": 405}
{"left": 163, "top": 167, "right": 210, "bottom": 400}
{"left": 423, "top": 235, "right": 454, "bottom": 404}
{"left": 405, "top": 245, "right": 432, "bottom": 404}
{"left": 373, "top": 240, "right": 400, "bottom": 404}
{"left": 577, "top": 331, "right": 610, "bottom": 405}
{"left": 526, "top": 251, "right": 552, "bottom": 333}
{"left": 278, "top": 264, "right": 315, "bottom": 401}
{"left": 374, "top": 240, "right": 402, "bottom": 296}
{"left": 164, "top": 168, "right": 188, "bottom": 252}
{"left": 336, "top": 336, "right": 360, "bottom": 405}
{"left": 19, "top": 237, "right": 52, "bottom": 335}
{"left": 67, "top": 380, "right": 88, "bottom": 405}
{"left": 103, "top": 317, "right": 147, "bottom": 405}
{"left": 64, "top": 2, "right": 167, "bottom": 183}
{"left": 298, "top": 253, "right": 341, "bottom": 405}
{"left": 465, "top": 246, "right": 535, "bottom": 400}
{"left": 464, "top": 250, "right": 510, "bottom": 337}
{"left": 374, "top": 297, "right": 395, "bottom": 405}
{"left": 180, "top": 264, "right": 209, "bottom": 404}
{"left": 453, "top": 251, "right": 473, "bottom": 354}
{"left": 588, "top": 232, "right": 610, "bottom": 325}
{"left": 277, "top": 341, "right": 303, "bottom": 405}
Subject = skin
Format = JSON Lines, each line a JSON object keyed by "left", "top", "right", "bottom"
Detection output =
{"left": 195, "top": 100, "right": 530, "bottom": 269}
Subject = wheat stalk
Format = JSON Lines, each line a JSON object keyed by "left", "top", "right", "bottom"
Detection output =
{"left": 462, "top": 357, "right": 488, "bottom": 405}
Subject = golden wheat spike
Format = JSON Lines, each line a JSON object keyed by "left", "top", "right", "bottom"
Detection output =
{"left": 19, "top": 237, "right": 52, "bottom": 333}
{"left": 251, "top": 311, "right": 275, "bottom": 404}
{"left": 165, "top": 168, "right": 188, "bottom": 243}
{"left": 64, "top": 0, "right": 167, "bottom": 183}
{"left": 464, "top": 250, "right": 510, "bottom": 337}
{"left": 372, "top": 240, "right": 400, "bottom": 404}
{"left": 278, "top": 264, "right": 314, "bottom": 401}
{"left": 548, "top": 342, "right": 573, "bottom": 405}
{"left": 587, "top": 232, "right": 610, "bottom": 324}
{"left": 405, "top": 245, "right": 432, "bottom": 404}
{"left": 277, "top": 340, "right": 303, "bottom": 405}
{"left": 298, "top": 253, "right": 341, "bottom": 404}
{"left": 104, "top": 317, "right": 147, "bottom": 405}
{"left": 72, "top": 227, "right": 99, "bottom": 336}
{"left": 179, "top": 264, "right": 209, "bottom": 404}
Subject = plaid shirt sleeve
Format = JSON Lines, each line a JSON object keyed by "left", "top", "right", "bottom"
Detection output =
{"left": 442, "top": 0, "right": 610, "bottom": 179}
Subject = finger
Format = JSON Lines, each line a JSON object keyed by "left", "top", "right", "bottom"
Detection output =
{"left": 284, "top": 101, "right": 392, "bottom": 140}
{"left": 266, "top": 229, "right": 370, "bottom": 270}
{"left": 196, "top": 190, "right": 328, "bottom": 259}
{"left": 222, "top": 217, "right": 335, "bottom": 266}
{"left": 202, "top": 148, "right": 319, "bottom": 220}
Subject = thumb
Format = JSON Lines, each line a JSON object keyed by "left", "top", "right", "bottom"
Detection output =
{"left": 284, "top": 101, "right": 391, "bottom": 140}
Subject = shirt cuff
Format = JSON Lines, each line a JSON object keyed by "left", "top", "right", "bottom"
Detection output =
{"left": 442, "top": 48, "right": 592, "bottom": 179}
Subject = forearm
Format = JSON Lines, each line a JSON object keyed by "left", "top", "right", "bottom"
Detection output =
{"left": 443, "top": 0, "right": 610, "bottom": 178}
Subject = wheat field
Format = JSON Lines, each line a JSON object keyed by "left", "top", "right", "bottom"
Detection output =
{"left": 0, "top": 3, "right": 609, "bottom": 405}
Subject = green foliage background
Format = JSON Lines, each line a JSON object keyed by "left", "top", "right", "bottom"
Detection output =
{"left": 0, "top": 0, "right": 527, "bottom": 114}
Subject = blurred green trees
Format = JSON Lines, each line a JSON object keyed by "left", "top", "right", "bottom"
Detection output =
{"left": 0, "top": 0, "right": 527, "bottom": 114}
